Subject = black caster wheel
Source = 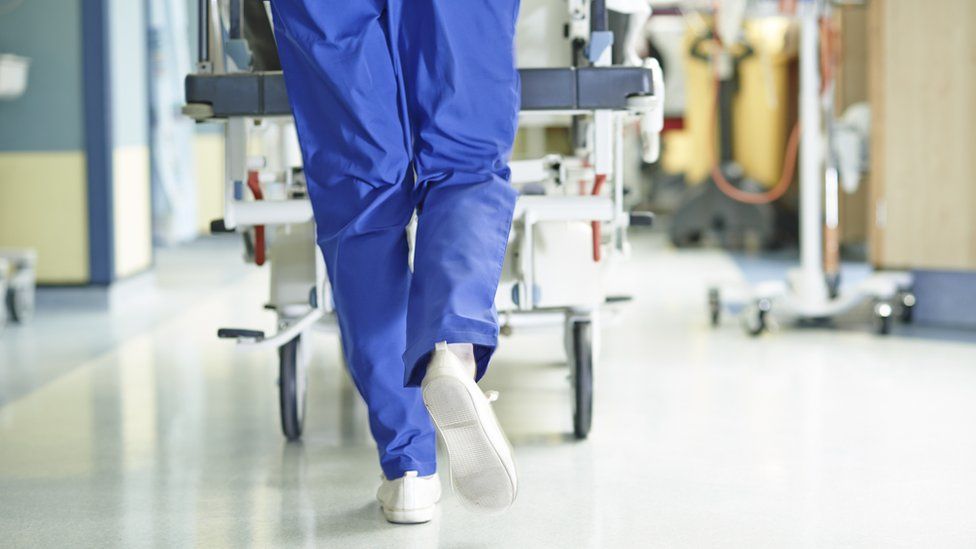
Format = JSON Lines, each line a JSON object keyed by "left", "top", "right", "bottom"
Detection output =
{"left": 899, "top": 292, "right": 916, "bottom": 324}
{"left": 826, "top": 273, "right": 841, "bottom": 300}
{"left": 7, "top": 286, "right": 35, "bottom": 324}
{"left": 743, "top": 298, "right": 771, "bottom": 337}
{"left": 708, "top": 288, "right": 721, "bottom": 327}
{"left": 570, "top": 320, "right": 593, "bottom": 440}
{"left": 874, "top": 302, "right": 893, "bottom": 336}
{"left": 278, "top": 335, "right": 308, "bottom": 441}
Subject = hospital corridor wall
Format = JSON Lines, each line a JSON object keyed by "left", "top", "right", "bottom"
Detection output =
{"left": 0, "top": 0, "right": 152, "bottom": 286}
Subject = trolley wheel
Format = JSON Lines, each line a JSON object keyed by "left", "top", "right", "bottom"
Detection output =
{"left": 899, "top": 292, "right": 916, "bottom": 324}
{"left": 708, "top": 288, "right": 721, "bottom": 327}
{"left": 7, "top": 286, "right": 34, "bottom": 324}
{"left": 278, "top": 335, "right": 308, "bottom": 441}
{"left": 742, "top": 299, "right": 771, "bottom": 337}
{"left": 826, "top": 273, "right": 841, "bottom": 300}
{"left": 571, "top": 320, "right": 593, "bottom": 440}
{"left": 874, "top": 301, "right": 893, "bottom": 336}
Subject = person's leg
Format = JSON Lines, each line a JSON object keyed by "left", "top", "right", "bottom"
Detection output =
{"left": 395, "top": 0, "right": 522, "bottom": 386}
{"left": 393, "top": 0, "right": 522, "bottom": 512}
{"left": 271, "top": 0, "right": 436, "bottom": 480}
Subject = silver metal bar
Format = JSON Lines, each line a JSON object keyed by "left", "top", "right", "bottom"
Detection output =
{"left": 613, "top": 113, "right": 625, "bottom": 251}
{"left": 798, "top": 2, "right": 826, "bottom": 300}
{"left": 498, "top": 310, "right": 566, "bottom": 330}
{"left": 223, "top": 118, "right": 247, "bottom": 228}
{"left": 513, "top": 196, "right": 615, "bottom": 222}
{"left": 198, "top": 0, "right": 210, "bottom": 65}
{"left": 236, "top": 309, "right": 325, "bottom": 349}
{"left": 229, "top": 0, "right": 242, "bottom": 39}
{"left": 522, "top": 215, "right": 536, "bottom": 311}
{"left": 230, "top": 199, "right": 314, "bottom": 226}
{"left": 825, "top": 166, "right": 839, "bottom": 229}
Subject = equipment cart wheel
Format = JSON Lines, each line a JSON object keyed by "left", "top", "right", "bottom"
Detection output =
{"left": 0, "top": 261, "right": 8, "bottom": 332}
{"left": 7, "top": 284, "right": 35, "bottom": 324}
{"left": 708, "top": 288, "right": 721, "bottom": 327}
{"left": 278, "top": 334, "right": 308, "bottom": 441}
{"left": 874, "top": 301, "right": 893, "bottom": 336}
{"left": 570, "top": 320, "right": 594, "bottom": 440}
{"left": 742, "top": 298, "right": 771, "bottom": 337}
{"left": 899, "top": 291, "right": 916, "bottom": 324}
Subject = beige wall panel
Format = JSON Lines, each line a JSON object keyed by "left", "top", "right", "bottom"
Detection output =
{"left": 836, "top": 7, "right": 868, "bottom": 110}
{"left": 0, "top": 152, "right": 89, "bottom": 284}
{"left": 836, "top": 6, "right": 869, "bottom": 245}
{"left": 113, "top": 145, "right": 152, "bottom": 278}
{"left": 870, "top": 0, "right": 976, "bottom": 270}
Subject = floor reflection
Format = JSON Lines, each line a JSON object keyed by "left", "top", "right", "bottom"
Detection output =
{"left": 3, "top": 234, "right": 976, "bottom": 546}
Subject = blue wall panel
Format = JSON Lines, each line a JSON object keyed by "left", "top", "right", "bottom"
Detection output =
{"left": 0, "top": 0, "right": 85, "bottom": 152}
{"left": 82, "top": 0, "right": 114, "bottom": 285}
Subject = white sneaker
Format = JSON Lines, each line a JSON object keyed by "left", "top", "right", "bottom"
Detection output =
{"left": 421, "top": 342, "right": 518, "bottom": 513}
{"left": 377, "top": 471, "right": 442, "bottom": 524}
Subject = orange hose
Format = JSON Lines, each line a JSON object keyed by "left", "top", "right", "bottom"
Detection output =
{"left": 709, "top": 70, "right": 802, "bottom": 205}
{"left": 703, "top": 0, "right": 804, "bottom": 206}
{"left": 819, "top": 17, "right": 839, "bottom": 95}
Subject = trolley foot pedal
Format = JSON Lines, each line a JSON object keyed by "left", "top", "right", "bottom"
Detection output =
{"left": 217, "top": 328, "right": 266, "bottom": 340}
{"left": 210, "top": 219, "right": 235, "bottom": 234}
{"left": 629, "top": 211, "right": 655, "bottom": 227}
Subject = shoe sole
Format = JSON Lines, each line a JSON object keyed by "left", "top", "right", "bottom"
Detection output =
{"left": 423, "top": 375, "right": 516, "bottom": 513}
{"left": 382, "top": 505, "right": 435, "bottom": 524}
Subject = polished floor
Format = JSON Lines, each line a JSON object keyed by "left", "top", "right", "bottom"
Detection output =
{"left": 2, "top": 232, "right": 976, "bottom": 548}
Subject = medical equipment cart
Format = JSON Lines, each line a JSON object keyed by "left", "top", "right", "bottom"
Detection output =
{"left": 184, "top": 0, "right": 663, "bottom": 440}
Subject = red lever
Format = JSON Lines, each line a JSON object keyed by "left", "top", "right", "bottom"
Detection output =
{"left": 246, "top": 170, "right": 266, "bottom": 266}
{"left": 590, "top": 174, "right": 607, "bottom": 262}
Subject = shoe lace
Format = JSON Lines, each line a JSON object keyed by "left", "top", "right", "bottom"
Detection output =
{"left": 485, "top": 390, "right": 499, "bottom": 403}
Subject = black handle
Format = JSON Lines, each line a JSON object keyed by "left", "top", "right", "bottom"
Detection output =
{"left": 689, "top": 32, "right": 756, "bottom": 64}
{"left": 217, "top": 328, "right": 266, "bottom": 340}
{"left": 210, "top": 219, "right": 234, "bottom": 234}
{"left": 629, "top": 211, "right": 655, "bottom": 227}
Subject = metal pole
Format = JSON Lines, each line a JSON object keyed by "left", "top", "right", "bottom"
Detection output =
{"left": 224, "top": 117, "right": 247, "bottom": 229}
{"left": 198, "top": 0, "right": 210, "bottom": 65}
{"left": 614, "top": 113, "right": 625, "bottom": 251}
{"left": 590, "top": 0, "right": 608, "bottom": 33}
{"left": 229, "top": 0, "right": 242, "bottom": 39}
{"left": 798, "top": 1, "right": 826, "bottom": 303}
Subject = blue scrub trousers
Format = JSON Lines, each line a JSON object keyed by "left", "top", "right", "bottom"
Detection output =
{"left": 271, "top": 0, "right": 521, "bottom": 479}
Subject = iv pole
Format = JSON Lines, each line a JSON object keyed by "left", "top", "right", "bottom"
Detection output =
{"left": 709, "top": 0, "right": 914, "bottom": 336}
